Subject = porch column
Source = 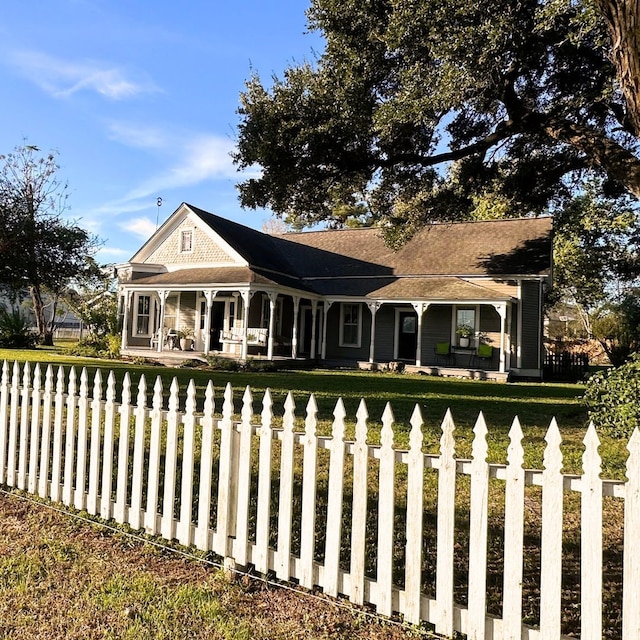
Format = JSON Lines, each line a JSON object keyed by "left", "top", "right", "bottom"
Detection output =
{"left": 310, "top": 300, "right": 318, "bottom": 359}
{"left": 203, "top": 289, "right": 217, "bottom": 355}
{"left": 492, "top": 302, "right": 508, "bottom": 373}
{"left": 267, "top": 292, "right": 277, "bottom": 360}
{"left": 320, "top": 300, "right": 334, "bottom": 360}
{"left": 366, "top": 302, "right": 381, "bottom": 364}
{"left": 120, "top": 290, "right": 132, "bottom": 351}
{"left": 412, "top": 302, "right": 430, "bottom": 367}
{"left": 240, "top": 291, "right": 254, "bottom": 360}
{"left": 291, "top": 296, "right": 300, "bottom": 359}
{"left": 505, "top": 301, "right": 512, "bottom": 370}
{"left": 156, "top": 289, "right": 169, "bottom": 353}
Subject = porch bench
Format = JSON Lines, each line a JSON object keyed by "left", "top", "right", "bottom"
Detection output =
{"left": 220, "top": 327, "right": 268, "bottom": 347}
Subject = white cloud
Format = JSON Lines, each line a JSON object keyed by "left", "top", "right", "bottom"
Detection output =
{"left": 120, "top": 216, "right": 158, "bottom": 240}
{"left": 9, "top": 50, "right": 158, "bottom": 100}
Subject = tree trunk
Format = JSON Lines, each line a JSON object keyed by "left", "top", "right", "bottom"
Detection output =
{"left": 29, "top": 284, "right": 52, "bottom": 345}
{"left": 596, "top": 0, "right": 640, "bottom": 136}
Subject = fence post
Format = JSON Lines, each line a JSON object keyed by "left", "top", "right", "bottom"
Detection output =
{"left": 177, "top": 380, "right": 197, "bottom": 546}
{"left": 254, "top": 388, "right": 273, "bottom": 574}
{"left": 502, "top": 417, "right": 525, "bottom": 639}
{"left": 37, "top": 366, "right": 54, "bottom": 499}
{"left": 100, "top": 371, "right": 117, "bottom": 520}
{"left": 129, "top": 375, "right": 147, "bottom": 531}
{"left": 161, "top": 378, "right": 180, "bottom": 541}
{"left": 349, "top": 399, "right": 369, "bottom": 604}
{"left": 87, "top": 369, "right": 103, "bottom": 515}
{"left": 275, "top": 392, "right": 296, "bottom": 581}
{"left": 300, "top": 394, "right": 319, "bottom": 590}
{"left": 50, "top": 366, "right": 65, "bottom": 503}
{"left": 404, "top": 404, "right": 424, "bottom": 624}
{"left": 324, "top": 397, "right": 347, "bottom": 598}
{"left": 17, "top": 361, "right": 32, "bottom": 491}
{"left": 215, "top": 383, "right": 235, "bottom": 569}
{"left": 0, "top": 361, "right": 9, "bottom": 485}
{"left": 62, "top": 367, "right": 77, "bottom": 505}
{"left": 145, "top": 377, "right": 164, "bottom": 534}
{"left": 234, "top": 386, "right": 254, "bottom": 567}
{"left": 623, "top": 428, "right": 640, "bottom": 639}
{"left": 7, "top": 361, "right": 21, "bottom": 488}
{"left": 540, "top": 419, "right": 564, "bottom": 638}
{"left": 74, "top": 369, "right": 89, "bottom": 510}
{"left": 436, "top": 409, "right": 457, "bottom": 637}
{"left": 195, "top": 381, "right": 215, "bottom": 551}
{"left": 114, "top": 373, "right": 132, "bottom": 523}
{"left": 27, "top": 365, "right": 42, "bottom": 495}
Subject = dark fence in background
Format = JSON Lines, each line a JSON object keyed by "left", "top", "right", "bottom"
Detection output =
{"left": 544, "top": 351, "right": 589, "bottom": 382}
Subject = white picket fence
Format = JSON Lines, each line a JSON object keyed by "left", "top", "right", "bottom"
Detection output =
{"left": 0, "top": 360, "right": 637, "bottom": 639}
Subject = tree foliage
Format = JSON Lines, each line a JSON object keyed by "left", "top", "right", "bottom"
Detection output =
{"left": 590, "top": 294, "right": 640, "bottom": 365}
{"left": 234, "top": 0, "right": 640, "bottom": 241}
{"left": 0, "top": 145, "right": 99, "bottom": 345}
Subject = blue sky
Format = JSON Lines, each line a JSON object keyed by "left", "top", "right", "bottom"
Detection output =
{"left": 0, "top": 0, "right": 321, "bottom": 264}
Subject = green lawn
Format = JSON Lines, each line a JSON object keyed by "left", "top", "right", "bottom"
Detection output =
{"left": 0, "top": 344, "right": 624, "bottom": 476}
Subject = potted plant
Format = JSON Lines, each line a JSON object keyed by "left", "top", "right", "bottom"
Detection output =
{"left": 456, "top": 323, "right": 473, "bottom": 348}
{"left": 177, "top": 327, "right": 194, "bottom": 351}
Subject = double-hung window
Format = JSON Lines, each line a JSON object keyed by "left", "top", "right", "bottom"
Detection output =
{"left": 180, "top": 229, "right": 193, "bottom": 253}
{"left": 135, "top": 294, "right": 151, "bottom": 335}
{"left": 340, "top": 303, "right": 361, "bottom": 347}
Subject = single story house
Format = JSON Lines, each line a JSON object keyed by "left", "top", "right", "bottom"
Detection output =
{"left": 116, "top": 203, "right": 553, "bottom": 380}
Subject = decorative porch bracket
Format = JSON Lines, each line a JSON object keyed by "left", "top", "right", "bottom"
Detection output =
{"left": 120, "top": 290, "right": 133, "bottom": 351}
{"left": 412, "top": 302, "right": 430, "bottom": 367}
{"left": 240, "top": 291, "right": 255, "bottom": 360}
{"left": 310, "top": 300, "right": 318, "bottom": 359}
{"left": 267, "top": 292, "right": 278, "bottom": 360}
{"left": 291, "top": 296, "right": 300, "bottom": 359}
{"left": 156, "top": 289, "right": 169, "bottom": 353}
{"left": 366, "top": 302, "right": 381, "bottom": 364}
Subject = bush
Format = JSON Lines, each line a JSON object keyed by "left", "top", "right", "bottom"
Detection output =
{"left": 582, "top": 356, "right": 640, "bottom": 438}
{"left": 68, "top": 333, "right": 120, "bottom": 359}
{"left": 0, "top": 306, "right": 37, "bottom": 349}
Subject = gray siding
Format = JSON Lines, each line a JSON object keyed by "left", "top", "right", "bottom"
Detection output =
{"left": 423, "top": 305, "right": 453, "bottom": 365}
{"left": 520, "top": 280, "right": 542, "bottom": 369}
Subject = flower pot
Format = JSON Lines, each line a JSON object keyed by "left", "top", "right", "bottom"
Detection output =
{"left": 180, "top": 337, "right": 193, "bottom": 351}
{"left": 459, "top": 337, "right": 470, "bottom": 348}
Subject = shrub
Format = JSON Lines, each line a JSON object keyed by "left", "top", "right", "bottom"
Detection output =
{"left": 582, "top": 356, "right": 640, "bottom": 438}
{"left": 68, "top": 333, "right": 121, "bottom": 359}
{"left": 0, "top": 306, "right": 37, "bottom": 349}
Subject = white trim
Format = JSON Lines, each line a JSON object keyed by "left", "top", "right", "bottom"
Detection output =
{"left": 133, "top": 292, "right": 153, "bottom": 337}
{"left": 179, "top": 228, "right": 194, "bottom": 254}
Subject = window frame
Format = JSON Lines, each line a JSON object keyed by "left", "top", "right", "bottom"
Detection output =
{"left": 179, "top": 228, "right": 194, "bottom": 254}
{"left": 339, "top": 302, "right": 362, "bottom": 348}
{"left": 134, "top": 293, "right": 152, "bottom": 337}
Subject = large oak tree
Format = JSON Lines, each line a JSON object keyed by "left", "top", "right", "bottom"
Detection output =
{"left": 234, "top": 0, "right": 640, "bottom": 243}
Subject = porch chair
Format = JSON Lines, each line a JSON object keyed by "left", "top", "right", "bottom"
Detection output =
{"left": 434, "top": 342, "right": 455, "bottom": 366}
{"left": 471, "top": 342, "right": 493, "bottom": 368}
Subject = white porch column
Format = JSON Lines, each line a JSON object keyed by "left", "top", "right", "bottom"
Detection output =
{"left": 505, "top": 301, "right": 512, "bottom": 370}
{"left": 240, "top": 291, "right": 254, "bottom": 360}
{"left": 493, "top": 302, "right": 508, "bottom": 373}
{"left": 203, "top": 289, "right": 217, "bottom": 355}
{"left": 320, "top": 300, "right": 334, "bottom": 360}
{"left": 291, "top": 296, "right": 300, "bottom": 359}
{"left": 412, "top": 302, "right": 430, "bottom": 367}
{"left": 156, "top": 289, "right": 169, "bottom": 352}
{"left": 267, "top": 292, "right": 277, "bottom": 360}
{"left": 310, "top": 300, "right": 318, "bottom": 359}
{"left": 367, "top": 302, "right": 381, "bottom": 364}
{"left": 120, "top": 290, "right": 132, "bottom": 351}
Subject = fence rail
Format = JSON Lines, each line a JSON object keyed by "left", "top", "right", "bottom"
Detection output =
{"left": 0, "top": 360, "right": 635, "bottom": 639}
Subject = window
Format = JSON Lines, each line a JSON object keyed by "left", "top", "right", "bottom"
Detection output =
{"left": 340, "top": 303, "right": 361, "bottom": 347}
{"left": 135, "top": 294, "right": 151, "bottom": 335}
{"left": 180, "top": 229, "right": 193, "bottom": 253}
{"left": 456, "top": 308, "right": 476, "bottom": 332}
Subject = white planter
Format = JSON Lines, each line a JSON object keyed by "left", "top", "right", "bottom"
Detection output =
{"left": 459, "top": 337, "right": 470, "bottom": 348}
{"left": 180, "top": 338, "right": 193, "bottom": 351}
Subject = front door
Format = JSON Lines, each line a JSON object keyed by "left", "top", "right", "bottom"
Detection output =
{"left": 397, "top": 311, "right": 418, "bottom": 361}
{"left": 209, "top": 301, "right": 225, "bottom": 351}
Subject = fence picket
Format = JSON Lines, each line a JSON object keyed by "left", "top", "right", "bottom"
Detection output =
{"left": 27, "top": 365, "right": 42, "bottom": 495}
{"left": 349, "top": 399, "right": 369, "bottom": 605}
{"left": 145, "top": 377, "right": 164, "bottom": 534}
{"left": 436, "top": 409, "right": 457, "bottom": 637}
{"left": 467, "top": 412, "right": 489, "bottom": 640}
{"left": 114, "top": 373, "right": 132, "bottom": 523}
{"left": 404, "top": 404, "right": 424, "bottom": 624}
{"left": 276, "top": 393, "right": 296, "bottom": 581}
{"left": 7, "top": 362, "right": 21, "bottom": 488}
{"left": 100, "top": 371, "right": 117, "bottom": 520}
{"left": 37, "top": 366, "right": 54, "bottom": 498}
{"left": 502, "top": 417, "right": 525, "bottom": 639}
{"left": 74, "top": 369, "right": 89, "bottom": 510}
{"left": 195, "top": 381, "right": 215, "bottom": 550}
{"left": 254, "top": 388, "right": 273, "bottom": 574}
{"left": 623, "top": 428, "right": 640, "bottom": 639}
{"left": 17, "top": 362, "right": 31, "bottom": 491}
{"left": 49, "top": 367, "right": 65, "bottom": 503}
{"left": 581, "top": 422, "right": 603, "bottom": 640}
{"left": 177, "top": 380, "right": 197, "bottom": 546}
{"left": 540, "top": 419, "right": 564, "bottom": 638}
{"left": 215, "top": 383, "right": 234, "bottom": 562}
{"left": 87, "top": 370, "right": 103, "bottom": 515}
{"left": 0, "top": 361, "right": 9, "bottom": 484}
{"left": 324, "top": 397, "right": 347, "bottom": 598}
{"left": 299, "top": 394, "right": 319, "bottom": 589}
{"left": 129, "top": 375, "right": 147, "bottom": 531}
{"left": 62, "top": 367, "right": 77, "bottom": 505}
{"left": 161, "top": 378, "right": 180, "bottom": 541}
{"left": 234, "top": 386, "right": 253, "bottom": 566}
{"left": 377, "top": 403, "right": 396, "bottom": 617}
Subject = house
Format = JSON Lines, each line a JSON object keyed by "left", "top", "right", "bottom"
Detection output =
{"left": 116, "top": 203, "right": 553, "bottom": 380}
